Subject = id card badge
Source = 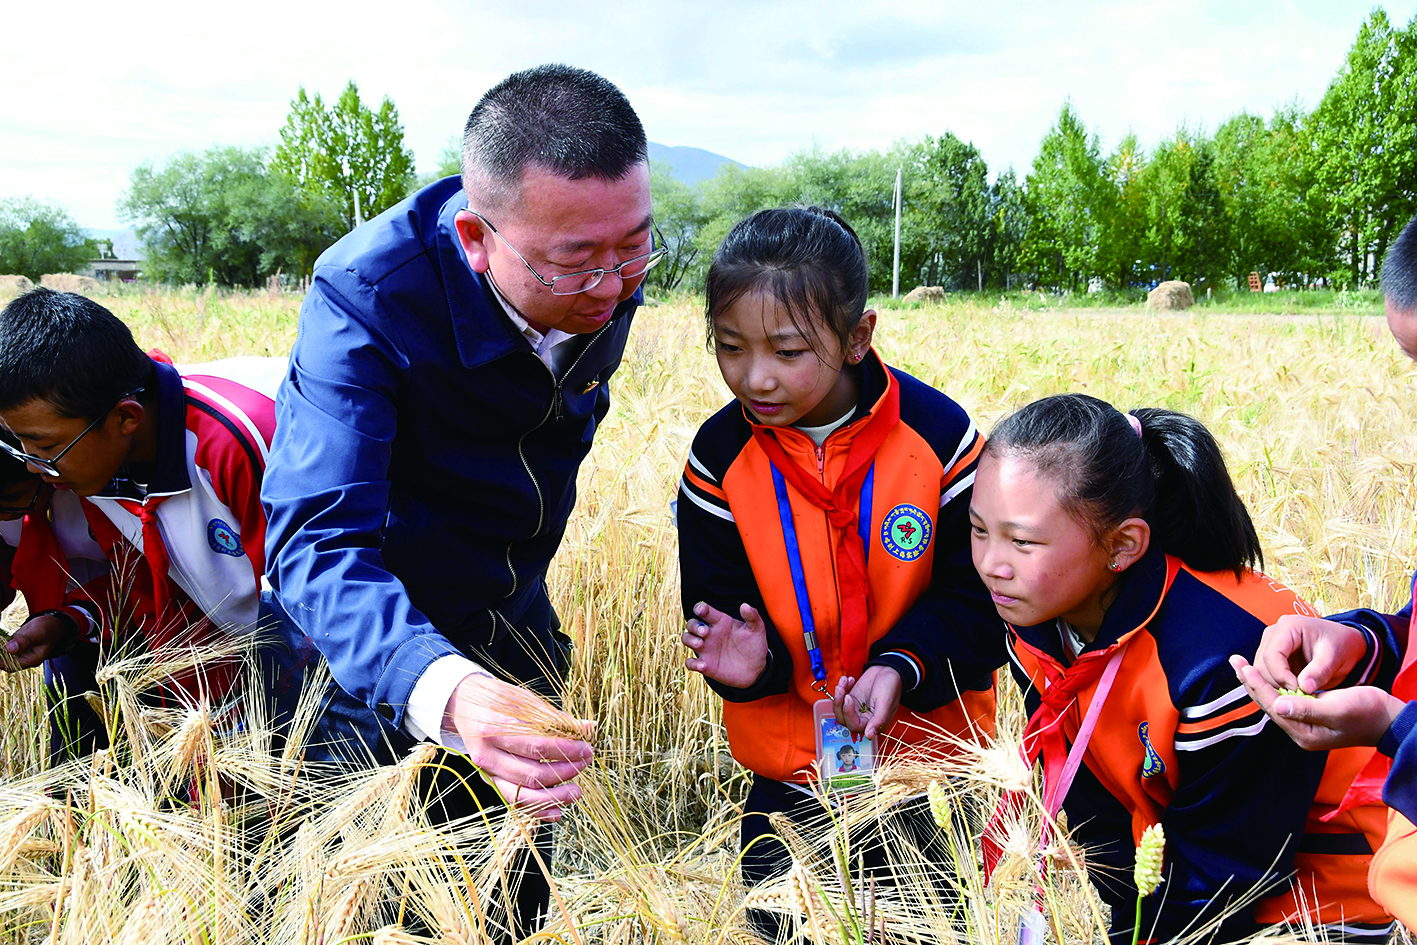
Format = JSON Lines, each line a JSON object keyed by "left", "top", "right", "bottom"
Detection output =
{"left": 813, "top": 699, "right": 873, "bottom": 791}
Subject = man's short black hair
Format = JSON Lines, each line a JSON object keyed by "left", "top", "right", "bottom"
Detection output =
{"left": 461, "top": 64, "right": 647, "bottom": 211}
{"left": 0, "top": 288, "right": 153, "bottom": 420}
{"left": 1383, "top": 215, "right": 1417, "bottom": 313}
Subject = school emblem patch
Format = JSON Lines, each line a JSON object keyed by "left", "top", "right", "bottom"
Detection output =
{"left": 881, "top": 504, "right": 932, "bottom": 561}
{"left": 1139, "top": 721, "right": 1165, "bottom": 778}
{"left": 207, "top": 518, "right": 243, "bottom": 557}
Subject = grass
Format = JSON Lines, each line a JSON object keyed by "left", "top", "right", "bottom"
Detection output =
{"left": 0, "top": 284, "right": 1414, "bottom": 943}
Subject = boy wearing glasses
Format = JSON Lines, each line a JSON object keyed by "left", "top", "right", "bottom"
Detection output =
{"left": 0, "top": 287, "right": 283, "bottom": 706}
{"left": 0, "top": 434, "right": 111, "bottom": 762}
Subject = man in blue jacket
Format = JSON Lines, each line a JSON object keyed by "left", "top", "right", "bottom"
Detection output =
{"left": 260, "top": 64, "right": 658, "bottom": 937}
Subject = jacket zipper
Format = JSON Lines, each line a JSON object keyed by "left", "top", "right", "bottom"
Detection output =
{"left": 504, "top": 317, "right": 617, "bottom": 599}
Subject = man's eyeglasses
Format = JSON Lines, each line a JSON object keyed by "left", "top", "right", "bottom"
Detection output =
{"left": 0, "top": 388, "right": 146, "bottom": 478}
{"left": 468, "top": 211, "right": 666, "bottom": 296}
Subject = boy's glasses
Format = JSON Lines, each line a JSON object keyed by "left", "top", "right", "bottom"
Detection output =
{"left": 0, "top": 483, "right": 40, "bottom": 515}
{"left": 468, "top": 211, "right": 666, "bottom": 296}
{"left": 0, "top": 388, "right": 145, "bottom": 478}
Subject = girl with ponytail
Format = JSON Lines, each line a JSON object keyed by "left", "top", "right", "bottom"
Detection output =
{"left": 970, "top": 393, "right": 1392, "bottom": 945}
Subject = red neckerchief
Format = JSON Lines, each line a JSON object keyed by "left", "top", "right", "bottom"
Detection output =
{"left": 983, "top": 557, "right": 1180, "bottom": 878}
{"left": 9, "top": 486, "right": 66, "bottom": 611}
{"left": 1332, "top": 571, "right": 1417, "bottom": 817}
{"left": 747, "top": 364, "right": 900, "bottom": 678}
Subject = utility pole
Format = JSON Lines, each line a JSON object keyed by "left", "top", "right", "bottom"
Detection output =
{"left": 892, "top": 167, "right": 902, "bottom": 299}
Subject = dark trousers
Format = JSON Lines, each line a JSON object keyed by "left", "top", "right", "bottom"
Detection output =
{"left": 45, "top": 642, "right": 108, "bottom": 766}
{"left": 258, "top": 592, "right": 564, "bottom": 943}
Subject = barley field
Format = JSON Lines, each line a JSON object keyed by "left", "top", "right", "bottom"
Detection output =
{"left": 0, "top": 285, "right": 1414, "bottom": 944}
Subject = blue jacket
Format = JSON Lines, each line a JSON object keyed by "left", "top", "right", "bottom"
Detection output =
{"left": 262, "top": 175, "right": 639, "bottom": 725}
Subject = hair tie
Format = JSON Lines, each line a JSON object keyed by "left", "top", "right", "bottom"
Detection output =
{"left": 1126, "top": 413, "right": 1143, "bottom": 438}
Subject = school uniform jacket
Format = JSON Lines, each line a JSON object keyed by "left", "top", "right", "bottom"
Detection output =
{"left": 1008, "top": 548, "right": 1394, "bottom": 945}
{"left": 1331, "top": 574, "right": 1417, "bottom": 930}
{"left": 678, "top": 351, "right": 1002, "bottom": 784}
{"left": 262, "top": 175, "right": 639, "bottom": 727}
{"left": 81, "top": 356, "right": 281, "bottom": 697}
{"left": 0, "top": 485, "right": 110, "bottom": 624}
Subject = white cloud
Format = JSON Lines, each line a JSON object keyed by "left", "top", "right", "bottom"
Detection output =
{"left": 1, "top": 0, "right": 1410, "bottom": 228}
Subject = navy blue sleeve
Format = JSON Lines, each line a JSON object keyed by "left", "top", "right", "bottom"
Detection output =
{"left": 677, "top": 418, "right": 793, "bottom": 703}
{"left": 1381, "top": 700, "right": 1417, "bottom": 823}
{"left": 1142, "top": 585, "right": 1326, "bottom": 945}
{"left": 1326, "top": 599, "right": 1408, "bottom": 692}
{"left": 867, "top": 375, "right": 1007, "bottom": 712}
{"left": 261, "top": 273, "right": 462, "bottom": 723}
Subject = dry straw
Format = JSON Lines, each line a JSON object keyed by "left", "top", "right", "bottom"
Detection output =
{"left": 0, "top": 290, "right": 1408, "bottom": 944}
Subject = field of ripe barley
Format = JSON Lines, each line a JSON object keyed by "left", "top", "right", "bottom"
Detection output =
{"left": 0, "top": 285, "right": 1414, "bottom": 944}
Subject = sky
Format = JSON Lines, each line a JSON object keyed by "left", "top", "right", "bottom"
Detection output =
{"left": 3, "top": 0, "right": 1414, "bottom": 231}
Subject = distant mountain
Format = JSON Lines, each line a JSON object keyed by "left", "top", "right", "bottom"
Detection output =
{"left": 86, "top": 227, "right": 143, "bottom": 260}
{"left": 648, "top": 142, "right": 745, "bottom": 185}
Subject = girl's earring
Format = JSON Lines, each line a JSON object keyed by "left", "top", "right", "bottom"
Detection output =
{"left": 1108, "top": 561, "right": 1123, "bottom": 573}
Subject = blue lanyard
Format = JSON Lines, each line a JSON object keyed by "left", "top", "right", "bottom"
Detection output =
{"left": 769, "top": 460, "right": 875, "bottom": 694}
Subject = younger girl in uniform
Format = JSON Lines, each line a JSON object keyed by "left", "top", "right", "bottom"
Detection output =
{"left": 676, "top": 206, "right": 1003, "bottom": 924}
{"left": 970, "top": 393, "right": 1393, "bottom": 944}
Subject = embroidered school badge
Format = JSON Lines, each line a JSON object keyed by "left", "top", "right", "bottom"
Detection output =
{"left": 1139, "top": 721, "right": 1165, "bottom": 778}
{"left": 881, "top": 504, "right": 932, "bottom": 561}
{"left": 207, "top": 518, "right": 244, "bottom": 557}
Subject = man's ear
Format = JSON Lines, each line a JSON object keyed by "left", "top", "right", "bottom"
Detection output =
{"left": 1107, "top": 517, "right": 1151, "bottom": 572}
{"left": 112, "top": 398, "right": 145, "bottom": 437}
{"left": 454, "top": 210, "right": 492, "bottom": 274}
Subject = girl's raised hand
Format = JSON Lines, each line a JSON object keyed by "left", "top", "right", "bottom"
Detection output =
{"left": 682, "top": 601, "right": 769, "bottom": 688}
{"left": 833, "top": 667, "right": 903, "bottom": 740}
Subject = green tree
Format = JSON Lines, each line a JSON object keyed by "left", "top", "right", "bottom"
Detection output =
{"left": 988, "top": 169, "right": 1029, "bottom": 289}
{"left": 0, "top": 198, "right": 96, "bottom": 281}
{"left": 121, "top": 146, "right": 341, "bottom": 286}
{"left": 1210, "top": 108, "right": 1326, "bottom": 286}
{"left": 899, "top": 134, "right": 993, "bottom": 290}
{"left": 272, "top": 81, "right": 416, "bottom": 231}
{"left": 646, "top": 161, "right": 707, "bottom": 294}
{"left": 1020, "top": 102, "right": 1113, "bottom": 290}
{"left": 1308, "top": 9, "right": 1417, "bottom": 286}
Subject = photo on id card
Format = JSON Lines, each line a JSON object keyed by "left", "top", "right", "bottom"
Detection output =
{"left": 813, "top": 699, "right": 873, "bottom": 790}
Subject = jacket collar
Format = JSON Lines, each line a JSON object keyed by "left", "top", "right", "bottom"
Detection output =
{"left": 97, "top": 359, "right": 191, "bottom": 500}
{"left": 435, "top": 188, "right": 641, "bottom": 370}
{"left": 1011, "top": 545, "right": 1175, "bottom": 661}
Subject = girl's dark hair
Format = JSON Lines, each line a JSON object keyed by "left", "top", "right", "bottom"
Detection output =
{"left": 984, "top": 393, "right": 1262, "bottom": 579}
{"left": 704, "top": 206, "right": 869, "bottom": 357}
{"left": 0, "top": 288, "right": 154, "bottom": 420}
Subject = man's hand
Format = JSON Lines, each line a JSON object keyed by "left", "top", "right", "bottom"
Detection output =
{"left": 1246, "top": 614, "right": 1371, "bottom": 695}
{"left": 833, "top": 666, "right": 903, "bottom": 741}
{"left": 3, "top": 614, "right": 76, "bottom": 670}
{"left": 681, "top": 601, "right": 769, "bottom": 688}
{"left": 1231, "top": 653, "right": 1405, "bottom": 750}
{"left": 444, "top": 674, "right": 594, "bottom": 822}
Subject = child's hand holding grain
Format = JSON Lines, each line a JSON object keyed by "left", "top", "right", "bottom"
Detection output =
{"left": 682, "top": 601, "right": 769, "bottom": 688}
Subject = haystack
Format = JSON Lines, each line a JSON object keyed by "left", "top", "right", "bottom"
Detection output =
{"left": 0, "top": 274, "right": 34, "bottom": 294}
{"left": 40, "top": 273, "right": 101, "bottom": 293}
{"left": 1147, "top": 280, "right": 1194, "bottom": 311}
{"left": 903, "top": 285, "right": 945, "bottom": 304}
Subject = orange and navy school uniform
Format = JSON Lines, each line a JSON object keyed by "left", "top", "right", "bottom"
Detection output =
{"left": 1329, "top": 574, "right": 1417, "bottom": 930}
{"left": 1004, "top": 547, "right": 1396, "bottom": 945}
{"left": 677, "top": 349, "right": 1002, "bottom": 786}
